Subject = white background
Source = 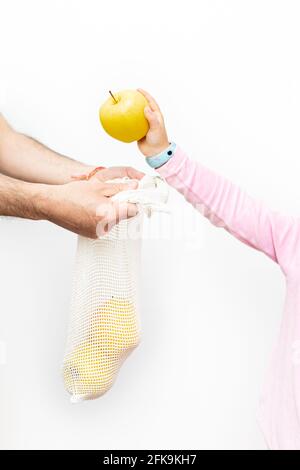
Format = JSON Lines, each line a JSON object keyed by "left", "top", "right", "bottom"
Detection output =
{"left": 1, "top": 0, "right": 300, "bottom": 450}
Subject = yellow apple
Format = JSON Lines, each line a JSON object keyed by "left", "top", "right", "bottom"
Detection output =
{"left": 63, "top": 297, "right": 140, "bottom": 398}
{"left": 99, "top": 89, "right": 149, "bottom": 143}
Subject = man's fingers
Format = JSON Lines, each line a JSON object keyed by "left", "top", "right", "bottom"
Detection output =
{"left": 96, "top": 202, "right": 138, "bottom": 237}
{"left": 113, "top": 202, "right": 138, "bottom": 223}
{"left": 125, "top": 167, "right": 145, "bottom": 180}
{"left": 137, "top": 88, "right": 161, "bottom": 112}
{"left": 98, "top": 166, "right": 144, "bottom": 182}
{"left": 102, "top": 180, "right": 138, "bottom": 197}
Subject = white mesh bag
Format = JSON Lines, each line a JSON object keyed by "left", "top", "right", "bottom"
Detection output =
{"left": 63, "top": 175, "right": 168, "bottom": 403}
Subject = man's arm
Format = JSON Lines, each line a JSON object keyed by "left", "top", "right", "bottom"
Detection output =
{"left": 0, "top": 173, "right": 44, "bottom": 220}
{"left": 0, "top": 114, "right": 93, "bottom": 184}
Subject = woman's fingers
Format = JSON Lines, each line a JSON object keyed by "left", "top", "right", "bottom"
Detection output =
{"left": 137, "top": 88, "right": 161, "bottom": 112}
{"left": 144, "top": 106, "right": 161, "bottom": 129}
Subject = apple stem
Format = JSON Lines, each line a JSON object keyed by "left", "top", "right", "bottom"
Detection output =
{"left": 109, "top": 90, "right": 118, "bottom": 104}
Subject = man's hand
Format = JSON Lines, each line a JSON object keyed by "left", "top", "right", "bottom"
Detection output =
{"left": 42, "top": 176, "right": 139, "bottom": 238}
{"left": 71, "top": 165, "right": 144, "bottom": 184}
{"left": 0, "top": 167, "right": 144, "bottom": 239}
{"left": 137, "top": 89, "right": 170, "bottom": 157}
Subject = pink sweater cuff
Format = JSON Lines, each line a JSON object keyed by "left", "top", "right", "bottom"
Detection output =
{"left": 155, "top": 146, "right": 187, "bottom": 178}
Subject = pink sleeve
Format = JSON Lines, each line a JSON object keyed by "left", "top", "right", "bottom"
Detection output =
{"left": 157, "top": 146, "right": 300, "bottom": 274}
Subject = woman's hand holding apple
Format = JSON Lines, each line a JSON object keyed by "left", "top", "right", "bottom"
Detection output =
{"left": 137, "top": 89, "right": 170, "bottom": 158}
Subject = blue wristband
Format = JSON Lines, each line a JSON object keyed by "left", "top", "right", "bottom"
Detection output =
{"left": 146, "top": 142, "right": 177, "bottom": 169}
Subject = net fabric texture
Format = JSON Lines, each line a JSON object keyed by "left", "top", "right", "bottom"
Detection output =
{"left": 63, "top": 215, "right": 142, "bottom": 403}
{"left": 63, "top": 175, "right": 168, "bottom": 403}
